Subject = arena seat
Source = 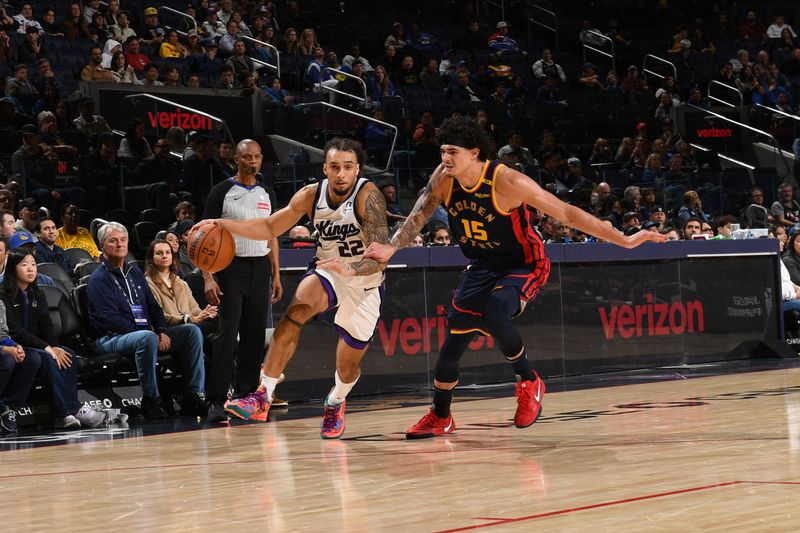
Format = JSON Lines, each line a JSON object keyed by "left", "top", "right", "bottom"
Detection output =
{"left": 64, "top": 247, "right": 93, "bottom": 267}
{"left": 37, "top": 262, "right": 75, "bottom": 295}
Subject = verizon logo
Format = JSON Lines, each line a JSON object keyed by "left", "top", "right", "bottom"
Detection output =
{"left": 147, "top": 108, "right": 213, "bottom": 130}
{"left": 598, "top": 293, "right": 705, "bottom": 340}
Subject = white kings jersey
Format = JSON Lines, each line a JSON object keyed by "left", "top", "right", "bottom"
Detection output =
{"left": 312, "top": 177, "right": 385, "bottom": 289}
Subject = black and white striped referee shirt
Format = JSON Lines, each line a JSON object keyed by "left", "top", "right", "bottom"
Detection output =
{"left": 204, "top": 177, "right": 276, "bottom": 257}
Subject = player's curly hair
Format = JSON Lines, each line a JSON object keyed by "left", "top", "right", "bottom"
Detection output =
{"left": 323, "top": 137, "right": 366, "bottom": 166}
{"left": 436, "top": 116, "right": 493, "bottom": 161}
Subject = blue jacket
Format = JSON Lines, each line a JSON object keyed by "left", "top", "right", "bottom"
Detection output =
{"left": 86, "top": 258, "right": 168, "bottom": 338}
{"left": 36, "top": 241, "right": 74, "bottom": 274}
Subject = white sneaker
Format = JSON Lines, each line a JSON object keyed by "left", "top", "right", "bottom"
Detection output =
{"left": 54, "top": 415, "right": 81, "bottom": 429}
{"left": 75, "top": 405, "right": 106, "bottom": 428}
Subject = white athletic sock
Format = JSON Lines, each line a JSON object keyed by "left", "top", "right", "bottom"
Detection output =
{"left": 326, "top": 371, "right": 359, "bottom": 406}
{"left": 260, "top": 372, "right": 280, "bottom": 404}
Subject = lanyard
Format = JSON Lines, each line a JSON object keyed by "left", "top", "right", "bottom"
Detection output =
{"left": 112, "top": 271, "right": 140, "bottom": 307}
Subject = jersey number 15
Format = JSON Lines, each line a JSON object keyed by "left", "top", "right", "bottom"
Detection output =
{"left": 461, "top": 220, "right": 488, "bottom": 241}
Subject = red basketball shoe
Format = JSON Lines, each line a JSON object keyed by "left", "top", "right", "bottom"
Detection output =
{"left": 405, "top": 408, "right": 456, "bottom": 439}
{"left": 225, "top": 387, "right": 269, "bottom": 420}
{"left": 320, "top": 399, "right": 346, "bottom": 439}
{"left": 514, "top": 374, "right": 545, "bottom": 428}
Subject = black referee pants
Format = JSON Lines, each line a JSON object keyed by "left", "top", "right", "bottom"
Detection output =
{"left": 206, "top": 255, "right": 271, "bottom": 402}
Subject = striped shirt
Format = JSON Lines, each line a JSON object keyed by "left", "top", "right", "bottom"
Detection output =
{"left": 204, "top": 177, "right": 275, "bottom": 257}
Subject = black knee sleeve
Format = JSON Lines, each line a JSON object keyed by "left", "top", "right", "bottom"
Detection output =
{"left": 483, "top": 287, "right": 524, "bottom": 357}
{"left": 434, "top": 332, "right": 475, "bottom": 383}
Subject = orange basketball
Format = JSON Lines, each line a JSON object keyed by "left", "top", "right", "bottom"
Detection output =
{"left": 187, "top": 225, "right": 236, "bottom": 273}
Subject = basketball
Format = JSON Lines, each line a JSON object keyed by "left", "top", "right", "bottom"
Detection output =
{"left": 187, "top": 225, "right": 236, "bottom": 273}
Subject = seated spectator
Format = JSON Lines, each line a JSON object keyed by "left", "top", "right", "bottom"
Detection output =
{"left": 419, "top": 58, "right": 443, "bottom": 93}
{"left": 263, "top": 75, "right": 294, "bottom": 103}
{"left": 783, "top": 48, "right": 800, "bottom": 76}
{"left": 497, "top": 131, "right": 536, "bottom": 174}
{"left": 33, "top": 59, "right": 65, "bottom": 100}
{"left": 448, "top": 70, "right": 483, "bottom": 107}
{"left": 35, "top": 217, "right": 73, "bottom": 272}
{"left": 137, "top": 7, "right": 166, "bottom": 47}
{"left": 160, "top": 29, "right": 188, "bottom": 59}
{"left": 0, "top": 191, "right": 15, "bottom": 216}
{"left": 286, "top": 225, "right": 316, "bottom": 249}
{"left": 173, "top": 220, "right": 196, "bottom": 274}
{"left": 6, "top": 64, "right": 39, "bottom": 111}
{"left": 1, "top": 247, "right": 105, "bottom": 429}
{"left": 369, "top": 66, "right": 395, "bottom": 102}
{"left": 534, "top": 74, "right": 567, "bottom": 107}
{"left": 744, "top": 187, "right": 772, "bottom": 228}
{"left": 124, "top": 36, "right": 150, "bottom": 72}
{"left": 690, "top": 28, "right": 716, "bottom": 55}
{"left": 219, "top": 20, "right": 241, "bottom": 56}
{"left": 111, "top": 12, "right": 136, "bottom": 43}
{"left": 55, "top": 204, "right": 100, "bottom": 259}
{"left": 12, "top": 126, "right": 81, "bottom": 209}
{"left": 642, "top": 153, "right": 664, "bottom": 184}
{"left": 180, "top": 134, "right": 227, "bottom": 213}
{"left": 588, "top": 138, "right": 614, "bottom": 166}
{"left": 342, "top": 43, "right": 373, "bottom": 72}
{"left": 13, "top": 3, "right": 42, "bottom": 34}
{"left": 169, "top": 201, "right": 195, "bottom": 231}
{"left": 80, "top": 46, "right": 115, "bottom": 82}
{"left": 576, "top": 63, "right": 603, "bottom": 91}
{"left": 783, "top": 231, "right": 800, "bottom": 284}
{"left": 139, "top": 63, "right": 164, "bottom": 87}
{"left": 144, "top": 239, "right": 217, "bottom": 341}
{"left": 429, "top": 225, "right": 452, "bottom": 246}
{"left": 202, "top": 8, "right": 225, "bottom": 38}
{"left": 213, "top": 65, "right": 237, "bottom": 89}
{"left": 109, "top": 51, "right": 136, "bottom": 83}
{"left": 532, "top": 48, "right": 565, "bottom": 82}
{"left": 622, "top": 211, "right": 641, "bottom": 231}
{"left": 772, "top": 182, "right": 800, "bottom": 228}
{"left": 134, "top": 137, "right": 182, "bottom": 191}
{"left": 384, "top": 22, "right": 407, "bottom": 51}
{"left": 682, "top": 217, "right": 703, "bottom": 239}
{"left": 297, "top": 28, "right": 321, "bottom": 56}
{"left": 648, "top": 206, "right": 667, "bottom": 231}
{"left": 678, "top": 191, "right": 709, "bottom": 225}
{"left": 79, "top": 133, "right": 122, "bottom": 209}
{"left": 88, "top": 11, "right": 113, "bottom": 42}
{"left": 407, "top": 22, "right": 438, "bottom": 54}
{"left": 393, "top": 55, "right": 420, "bottom": 88}
{"left": 15, "top": 198, "right": 41, "bottom": 239}
{"left": 380, "top": 183, "right": 406, "bottom": 225}
{"left": 488, "top": 21, "right": 519, "bottom": 54}
{"left": 279, "top": 27, "right": 300, "bottom": 55}
{"left": 739, "top": 10, "right": 764, "bottom": 41}
{"left": 563, "top": 157, "right": 592, "bottom": 190}
{"left": 767, "top": 15, "right": 796, "bottom": 39}
{"left": 0, "top": 210, "right": 15, "bottom": 239}
{"left": 87, "top": 222, "right": 206, "bottom": 419}
{"left": 17, "top": 27, "right": 46, "bottom": 65}
{"left": 226, "top": 40, "right": 255, "bottom": 76}
{"left": 73, "top": 97, "right": 112, "bottom": 140}
{"left": 217, "top": 140, "right": 236, "bottom": 176}
{"left": 376, "top": 44, "right": 401, "bottom": 78}
{"left": 0, "top": 259, "right": 38, "bottom": 433}
{"left": 118, "top": 118, "right": 152, "bottom": 159}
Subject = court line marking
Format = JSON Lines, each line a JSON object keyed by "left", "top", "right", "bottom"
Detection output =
{"left": 432, "top": 480, "right": 800, "bottom": 532}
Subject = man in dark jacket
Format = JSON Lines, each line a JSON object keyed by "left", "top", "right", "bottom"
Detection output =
{"left": 87, "top": 222, "right": 206, "bottom": 419}
{"left": 35, "top": 216, "right": 73, "bottom": 274}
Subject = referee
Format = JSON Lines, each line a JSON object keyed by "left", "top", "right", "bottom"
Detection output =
{"left": 201, "top": 139, "right": 282, "bottom": 423}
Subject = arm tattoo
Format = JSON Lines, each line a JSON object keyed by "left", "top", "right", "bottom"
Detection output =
{"left": 349, "top": 187, "right": 389, "bottom": 276}
{"left": 390, "top": 175, "right": 444, "bottom": 250}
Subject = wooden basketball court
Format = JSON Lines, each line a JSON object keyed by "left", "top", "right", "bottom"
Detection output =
{"left": 3, "top": 363, "right": 800, "bottom": 531}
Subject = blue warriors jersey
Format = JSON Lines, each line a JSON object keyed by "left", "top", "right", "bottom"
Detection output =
{"left": 444, "top": 160, "right": 547, "bottom": 271}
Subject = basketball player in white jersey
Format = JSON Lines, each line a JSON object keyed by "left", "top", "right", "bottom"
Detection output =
{"left": 193, "top": 138, "right": 388, "bottom": 439}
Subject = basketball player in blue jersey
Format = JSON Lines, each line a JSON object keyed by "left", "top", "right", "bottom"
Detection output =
{"left": 193, "top": 138, "right": 388, "bottom": 439}
{"left": 365, "top": 117, "right": 665, "bottom": 439}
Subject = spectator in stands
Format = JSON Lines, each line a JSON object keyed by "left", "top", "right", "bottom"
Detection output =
{"left": 497, "top": 131, "right": 536, "bottom": 174}
{"left": 563, "top": 157, "right": 592, "bottom": 190}
{"left": 622, "top": 211, "right": 641, "bottom": 231}
{"left": 61, "top": 3, "right": 91, "bottom": 40}
{"left": 35, "top": 217, "right": 73, "bottom": 273}
{"left": 140, "top": 63, "right": 164, "bottom": 87}
{"left": 393, "top": 55, "right": 420, "bottom": 87}
{"left": 488, "top": 21, "right": 519, "bottom": 54}
{"left": 79, "top": 133, "right": 121, "bottom": 209}
{"left": 730, "top": 49, "right": 752, "bottom": 77}
{"left": 279, "top": 27, "right": 299, "bottom": 55}
{"left": 342, "top": 43, "right": 373, "bottom": 72}
{"left": 767, "top": 15, "right": 796, "bottom": 39}
{"left": 88, "top": 11, "right": 113, "bottom": 42}
{"left": 145, "top": 239, "right": 217, "bottom": 340}
{"left": 429, "top": 225, "right": 452, "bottom": 246}
{"left": 678, "top": 191, "right": 708, "bottom": 225}
{"left": 690, "top": 27, "right": 716, "bottom": 55}
{"left": 39, "top": 8, "right": 62, "bottom": 36}
{"left": 384, "top": 22, "right": 407, "bottom": 51}
{"left": 216, "top": 0, "right": 234, "bottom": 25}
{"left": 110, "top": 51, "right": 136, "bottom": 83}
{"left": 123, "top": 36, "right": 149, "bottom": 72}
{"left": 588, "top": 137, "right": 614, "bottom": 166}
{"left": 219, "top": 20, "right": 241, "bottom": 55}
{"left": 213, "top": 65, "right": 237, "bottom": 89}
{"left": 648, "top": 206, "right": 667, "bottom": 231}
{"left": 110, "top": 12, "right": 135, "bottom": 43}
{"left": 88, "top": 222, "right": 206, "bottom": 419}
{"left": 11, "top": 126, "right": 57, "bottom": 207}
{"left": 531, "top": 48, "right": 566, "bottom": 82}
{"left": 686, "top": 87, "right": 709, "bottom": 108}
{"left": 184, "top": 30, "right": 202, "bottom": 56}
{"left": 170, "top": 201, "right": 196, "bottom": 231}
{"left": 193, "top": 41, "right": 222, "bottom": 82}
{"left": 419, "top": 58, "right": 443, "bottom": 94}
{"left": 13, "top": 3, "right": 42, "bottom": 34}
{"left": 744, "top": 187, "right": 772, "bottom": 228}
{"left": 0, "top": 244, "right": 105, "bottom": 429}
{"left": 772, "top": 182, "right": 800, "bottom": 228}
{"left": 202, "top": 8, "right": 225, "bottom": 39}
{"left": 17, "top": 27, "right": 46, "bottom": 65}
{"left": 160, "top": 29, "right": 189, "bottom": 59}
{"left": 15, "top": 198, "right": 41, "bottom": 238}
{"left": 263, "top": 75, "right": 294, "bottom": 104}
{"left": 682, "top": 217, "right": 703, "bottom": 239}
{"left": 134, "top": 137, "right": 182, "bottom": 192}
{"left": 303, "top": 45, "right": 326, "bottom": 87}
{"left": 534, "top": 74, "right": 567, "bottom": 108}
{"left": 53, "top": 205, "right": 98, "bottom": 260}
{"left": 217, "top": 140, "right": 236, "bottom": 176}
{"left": 379, "top": 183, "right": 406, "bottom": 226}
{"left": 172, "top": 219, "right": 195, "bottom": 274}
{"left": 539, "top": 151, "right": 567, "bottom": 196}
{"left": 0, "top": 191, "right": 15, "bottom": 216}
{"left": 740, "top": 10, "right": 764, "bottom": 41}
{"left": 34, "top": 59, "right": 65, "bottom": 99}
{"left": 297, "top": 28, "right": 320, "bottom": 56}
{"left": 6, "top": 64, "right": 38, "bottom": 110}
{"left": 783, "top": 232, "right": 800, "bottom": 284}
{"left": 736, "top": 64, "right": 758, "bottom": 101}
{"left": 642, "top": 153, "right": 664, "bottom": 185}
{"left": 83, "top": 0, "right": 101, "bottom": 25}
{"left": 576, "top": 63, "right": 603, "bottom": 91}
{"left": 783, "top": 48, "right": 800, "bottom": 76}
{"left": 180, "top": 133, "right": 227, "bottom": 213}
{"left": 0, "top": 210, "right": 15, "bottom": 239}
{"left": 774, "top": 29, "right": 799, "bottom": 54}
{"left": 717, "top": 63, "right": 736, "bottom": 87}
{"left": 73, "top": 97, "right": 111, "bottom": 140}
{"left": 369, "top": 66, "right": 395, "bottom": 103}
{"left": 185, "top": 73, "right": 201, "bottom": 89}
{"left": 377, "top": 44, "right": 400, "bottom": 78}
{"left": 118, "top": 118, "right": 153, "bottom": 159}
{"left": 80, "top": 46, "right": 115, "bottom": 82}
{"left": 101, "top": 39, "right": 122, "bottom": 69}
{"left": 138, "top": 7, "right": 166, "bottom": 47}
{"left": 226, "top": 40, "right": 255, "bottom": 76}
